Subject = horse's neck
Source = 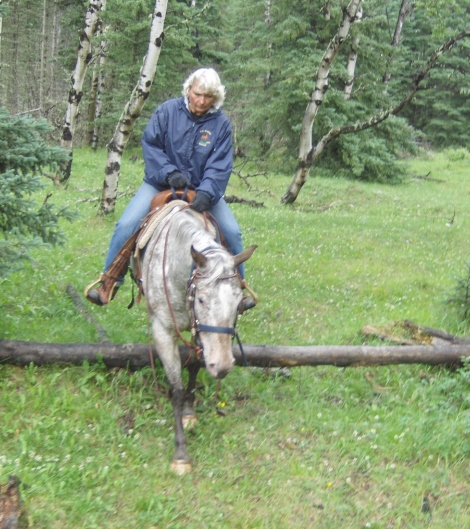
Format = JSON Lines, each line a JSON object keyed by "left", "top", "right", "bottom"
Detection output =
{"left": 177, "top": 213, "right": 220, "bottom": 255}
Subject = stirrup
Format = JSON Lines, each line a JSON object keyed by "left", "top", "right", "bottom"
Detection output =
{"left": 84, "top": 274, "right": 104, "bottom": 298}
{"left": 84, "top": 273, "right": 120, "bottom": 306}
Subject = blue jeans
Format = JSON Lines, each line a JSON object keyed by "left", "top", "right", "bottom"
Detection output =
{"left": 104, "top": 182, "right": 245, "bottom": 278}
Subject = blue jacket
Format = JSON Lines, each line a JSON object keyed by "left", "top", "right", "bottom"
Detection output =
{"left": 142, "top": 97, "right": 233, "bottom": 205}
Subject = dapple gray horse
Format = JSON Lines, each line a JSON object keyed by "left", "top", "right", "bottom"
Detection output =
{"left": 141, "top": 202, "right": 256, "bottom": 474}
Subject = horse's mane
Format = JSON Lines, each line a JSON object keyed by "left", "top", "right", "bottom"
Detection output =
{"left": 170, "top": 209, "right": 234, "bottom": 282}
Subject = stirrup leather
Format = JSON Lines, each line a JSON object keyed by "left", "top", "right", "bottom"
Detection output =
{"left": 238, "top": 279, "right": 258, "bottom": 313}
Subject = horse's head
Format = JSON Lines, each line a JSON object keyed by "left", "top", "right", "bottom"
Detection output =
{"left": 190, "top": 245, "right": 257, "bottom": 379}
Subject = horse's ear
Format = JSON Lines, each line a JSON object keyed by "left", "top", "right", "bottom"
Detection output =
{"left": 191, "top": 245, "right": 208, "bottom": 268}
{"left": 233, "top": 245, "right": 257, "bottom": 267}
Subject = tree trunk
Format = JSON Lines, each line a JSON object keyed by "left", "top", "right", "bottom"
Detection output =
{"left": 383, "top": 0, "right": 414, "bottom": 84}
{"left": 344, "top": 34, "right": 359, "bottom": 100}
{"left": 280, "top": 0, "right": 362, "bottom": 205}
{"left": 100, "top": 0, "right": 168, "bottom": 215}
{"left": 0, "top": 340, "right": 468, "bottom": 370}
{"left": 39, "top": 0, "right": 47, "bottom": 116}
{"left": 85, "top": 53, "right": 99, "bottom": 146}
{"left": 344, "top": 5, "right": 362, "bottom": 100}
{"left": 49, "top": 0, "right": 58, "bottom": 100}
{"left": 60, "top": 0, "right": 105, "bottom": 181}
{"left": 90, "top": 40, "right": 107, "bottom": 150}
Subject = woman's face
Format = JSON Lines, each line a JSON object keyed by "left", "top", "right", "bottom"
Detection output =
{"left": 188, "top": 81, "right": 216, "bottom": 116}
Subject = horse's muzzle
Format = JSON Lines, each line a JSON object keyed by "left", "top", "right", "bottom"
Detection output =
{"left": 206, "top": 357, "right": 235, "bottom": 379}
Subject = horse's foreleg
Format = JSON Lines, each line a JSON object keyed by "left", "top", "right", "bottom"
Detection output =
{"left": 183, "top": 361, "right": 200, "bottom": 429}
{"left": 169, "top": 385, "right": 192, "bottom": 475}
{"left": 152, "top": 330, "right": 192, "bottom": 474}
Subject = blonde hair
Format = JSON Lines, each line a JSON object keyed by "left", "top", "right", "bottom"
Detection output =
{"left": 182, "top": 68, "right": 226, "bottom": 109}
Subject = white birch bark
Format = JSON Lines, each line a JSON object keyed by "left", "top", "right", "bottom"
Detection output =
{"left": 85, "top": 53, "right": 99, "bottom": 146}
{"left": 344, "top": 5, "right": 362, "bottom": 100}
{"left": 281, "top": 0, "right": 363, "bottom": 204}
{"left": 344, "top": 35, "right": 359, "bottom": 100}
{"left": 101, "top": 0, "right": 168, "bottom": 214}
{"left": 60, "top": 0, "right": 105, "bottom": 180}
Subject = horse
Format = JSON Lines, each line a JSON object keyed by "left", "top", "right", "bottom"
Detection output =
{"left": 140, "top": 201, "right": 256, "bottom": 474}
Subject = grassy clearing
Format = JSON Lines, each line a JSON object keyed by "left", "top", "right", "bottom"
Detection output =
{"left": 1, "top": 148, "right": 470, "bottom": 527}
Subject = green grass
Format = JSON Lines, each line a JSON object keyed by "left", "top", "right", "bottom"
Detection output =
{"left": 1, "top": 148, "right": 470, "bottom": 527}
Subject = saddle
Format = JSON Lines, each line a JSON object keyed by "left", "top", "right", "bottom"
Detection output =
{"left": 84, "top": 188, "right": 196, "bottom": 306}
{"left": 150, "top": 188, "right": 196, "bottom": 209}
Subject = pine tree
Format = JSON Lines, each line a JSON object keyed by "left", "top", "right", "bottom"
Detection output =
{"left": 0, "top": 107, "right": 78, "bottom": 277}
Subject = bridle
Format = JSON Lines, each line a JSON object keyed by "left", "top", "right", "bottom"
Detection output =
{"left": 186, "top": 258, "right": 238, "bottom": 338}
{"left": 186, "top": 250, "right": 249, "bottom": 366}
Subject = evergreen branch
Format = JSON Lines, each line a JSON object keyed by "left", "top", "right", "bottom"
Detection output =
{"left": 309, "top": 29, "right": 470, "bottom": 165}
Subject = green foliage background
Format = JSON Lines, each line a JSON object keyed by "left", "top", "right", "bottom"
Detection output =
{"left": 2, "top": 0, "right": 470, "bottom": 179}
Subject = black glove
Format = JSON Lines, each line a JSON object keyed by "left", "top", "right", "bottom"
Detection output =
{"left": 190, "top": 192, "right": 211, "bottom": 212}
{"left": 167, "top": 171, "right": 189, "bottom": 189}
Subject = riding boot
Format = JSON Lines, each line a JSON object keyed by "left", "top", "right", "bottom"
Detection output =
{"left": 84, "top": 230, "right": 140, "bottom": 306}
{"left": 84, "top": 249, "right": 131, "bottom": 306}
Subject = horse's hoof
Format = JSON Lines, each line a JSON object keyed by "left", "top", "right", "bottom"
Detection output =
{"left": 171, "top": 459, "right": 192, "bottom": 475}
{"left": 182, "top": 415, "right": 198, "bottom": 430}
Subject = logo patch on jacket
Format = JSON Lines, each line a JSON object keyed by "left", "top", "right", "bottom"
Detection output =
{"left": 198, "top": 129, "right": 212, "bottom": 147}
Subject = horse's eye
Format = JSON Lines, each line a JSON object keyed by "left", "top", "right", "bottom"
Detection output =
{"left": 198, "top": 297, "right": 204, "bottom": 305}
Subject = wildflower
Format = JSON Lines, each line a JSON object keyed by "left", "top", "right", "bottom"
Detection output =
{"left": 327, "top": 482, "right": 333, "bottom": 488}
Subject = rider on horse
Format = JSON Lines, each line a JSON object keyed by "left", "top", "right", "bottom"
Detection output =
{"left": 85, "top": 68, "right": 256, "bottom": 311}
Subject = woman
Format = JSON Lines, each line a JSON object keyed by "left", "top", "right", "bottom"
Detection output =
{"left": 86, "top": 68, "right": 255, "bottom": 310}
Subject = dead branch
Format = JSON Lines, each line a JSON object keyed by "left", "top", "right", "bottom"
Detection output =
{"left": 43, "top": 173, "right": 63, "bottom": 187}
{"left": 362, "top": 324, "right": 415, "bottom": 345}
{"left": 65, "top": 284, "right": 110, "bottom": 343}
{"left": 225, "top": 195, "right": 265, "bottom": 208}
{"left": 411, "top": 171, "right": 445, "bottom": 183}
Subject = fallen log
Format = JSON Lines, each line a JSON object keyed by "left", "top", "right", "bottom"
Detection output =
{"left": 0, "top": 340, "right": 469, "bottom": 369}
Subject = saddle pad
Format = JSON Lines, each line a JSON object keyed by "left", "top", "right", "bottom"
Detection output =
{"left": 135, "top": 200, "right": 216, "bottom": 255}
